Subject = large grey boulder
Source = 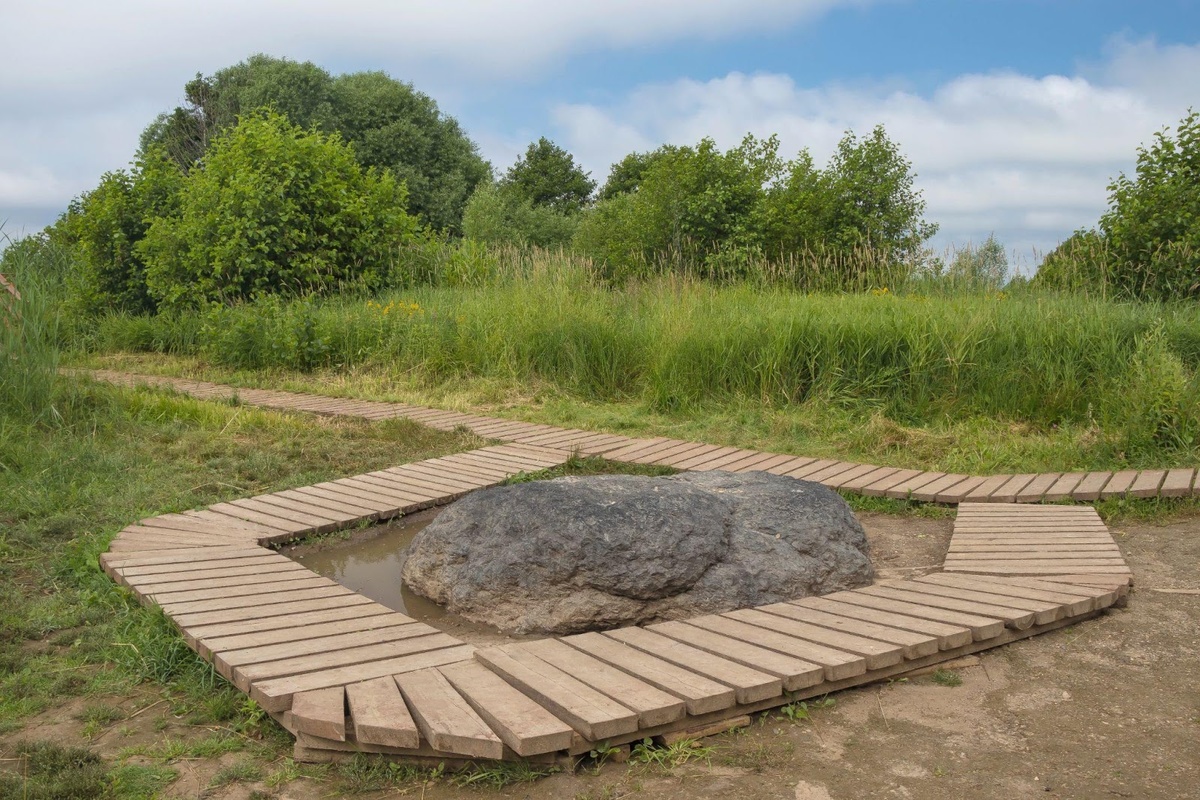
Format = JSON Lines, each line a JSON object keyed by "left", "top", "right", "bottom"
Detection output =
{"left": 401, "top": 471, "right": 873, "bottom": 634}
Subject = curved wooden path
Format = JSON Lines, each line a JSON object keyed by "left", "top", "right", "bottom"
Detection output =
{"left": 88, "top": 370, "right": 1141, "bottom": 766}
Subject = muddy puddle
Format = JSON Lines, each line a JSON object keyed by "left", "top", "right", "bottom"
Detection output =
{"left": 280, "top": 508, "right": 540, "bottom": 647}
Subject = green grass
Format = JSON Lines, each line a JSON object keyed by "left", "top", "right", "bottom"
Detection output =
{"left": 0, "top": 373, "right": 483, "bottom": 790}
{"left": 930, "top": 668, "right": 964, "bottom": 687}
{"left": 74, "top": 259, "right": 1200, "bottom": 475}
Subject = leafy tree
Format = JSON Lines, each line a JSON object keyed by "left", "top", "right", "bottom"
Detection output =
{"left": 462, "top": 183, "right": 577, "bottom": 249}
{"left": 1100, "top": 109, "right": 1200, "bottom": 299}
{"left": 502, "top": 137, "right": 595, "bottom": 214}
{"left": 946, "top": 234, "right": 1009, "bottom": 290}
{"left": 51, "top": 147, "right": 184, "bottom": 314}
{"left": 596, "top": 148, "right": 676, "bottom": 201}
{"left": 141, "top": 55, "right": 489, "bottom": 233}
{"left": 757, "top": 125, "right": 937, "bottom": 262}
{"left": 139, "top": 111, "right": 418, "bottom": 308}
{"left": 576, "top": 127, "right": 935, "bottom": 283}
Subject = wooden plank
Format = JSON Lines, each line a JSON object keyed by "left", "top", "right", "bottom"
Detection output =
{"left": 945, "top": 563, "right": 1132, "bottom": 577}
{"left": 935, "top": 475, "right": 991, "bottom": 503}
{"left": 903, "top": 578, "right": 1066, "bottom": 624}
{"left": 439, "top": 660, "right": 576, "bottom": 756}
{"left": 232, "top": 496, "right": 348, "bottom": 527}
{"left": 394, "top": 669, "right": 504, "bottom": 759}
{"left": 133, "top": 565, "right": 314, "bottom": 593}
{"left": 194, "top": 609, "right": 408, "bottom": 658}
{"left": 909, "top": 474, "right": 971, "bottom": 503}
{"left": 724, "top": 607, "right": 906, "bottom": 669}
{"left": 824, "top": 589, "right": 1005, "bottom": 641}
{"left": 1070, "top": 471, "right": 1113, "bottom": 501}
{"left": 718, "top": 451, "right": 787, "bottom": 473}
{"left": 1128, "top": 470, "right": 1167, "bottom": 499}
{"left": 1159, "top": 468, "right": 1197, "bottom": 498}
{"left": 291, "top": 687, "right": 346, "bottom": 741}
{"left": 250, "top": 645, "right": 475, "bottom": 713}
{"left": 519, "top": 639, "right": 685, "bottom": 728}
{"left": 857, "top": 467, "right": 924, "bottom": 497}
{"left": 794, "top": 461, "right": 863, "bottom": 485}
{"left": 794, "top": 596, "right": 972, "bottom": 650}
{"left": 784, "top": 459, "right": 844, "bottom": 480}
{"left": 649, "top": 619, "right": 832, "bottom": 687}
{"left": 859, "top": 584, "right": 1036, "bottom": 628}
{"left": 763, "top": 456, "right": 818, "bottom": 476}
{"left": 730, "top": 453, "right": 801, "bottom": 474}
{"left": 754, "top": 602, "right": 939, "bottom": 659}
{"left": 206, "top": 502, "right": 312, "bottom": 534}
{"left": 1013, "top": 473, "right": 1061, "bottom": 503}
{"left": 234, "top": 633, "right": 464, "bottom": 692}
{"left": 148, "top": 576, "right": 336, "bottom": 606}
{"left": 923, "top": 574, "right": 1096, "bottom": 616}
{"left": 101, "top": 546, "right": 268, "bottom": 571}
{"left": 988, "top": 474, "right": 1038, "bottom": 503}
{"left": 836, "top": 466, "right": 900, "bottom": 493}
{"left": 1042, "top": 472, "right": 1086, "bottom": 502}
{"left": 824, "top": 464, "right": 885, "bottom": 490}
{"left": 961, "top": 474, "right": 1013, "bottom": 502}
{"left": 473, "top": 646, "right": 639, "bottom": 741}
{"left": 993, "top": 576, "right": 1123, "bottom": 608}
{"left": 672, "top": 446, "right": 743, "bottom": 471}
{"left": 173, "top": 594, "right": 376, "bottom": 629}
{"left": 1098, "top": 469, "right": 1139, "bottom": 498}
{"left": 603, "top": 627, "right": 781, "bottom": 704}
{"left": 214, "top": 624, "right": 437, "bottom": 678}
{"left": 883, "top": 471, "right": 948, "bottom": 500}
{"left": 563, "top": 631, "right": 736, "bottom": 716}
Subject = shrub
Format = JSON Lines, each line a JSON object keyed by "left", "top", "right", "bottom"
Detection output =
{"left": 1101, "top": 109, "right": 1200, "bottom": 300}
{"left": 139, "top": 110, "right": 419, "bottom": 308}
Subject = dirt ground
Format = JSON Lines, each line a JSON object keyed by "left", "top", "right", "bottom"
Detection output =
{"left": 4, "top": 512, "right": 1198, "bottom": 800}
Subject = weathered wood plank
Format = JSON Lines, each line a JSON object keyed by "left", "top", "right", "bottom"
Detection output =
{"left": 439, "top": 660, "right": 576, "bottom": 756}
{"left": 473, "top": 646, "right": 638, "bottom": 741}
{"left": 603, "top": 627, "right": 781, "bottom": 704}
{"left": 291, "top": 687, "right": 346, "bottom": 741}
{"left": 394, "top": 669, "right": 504, "bottom": 759}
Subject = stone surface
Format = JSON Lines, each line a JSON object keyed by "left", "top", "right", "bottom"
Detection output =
{"left": 401, "top": 471, "right": 874, "bottom": 634}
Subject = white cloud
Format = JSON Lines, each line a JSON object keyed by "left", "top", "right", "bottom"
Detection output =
{"left": 552, "top": 37, "right": 1200, "bottom": 260}
{"left": 0, "top": 0, "right": 869, "bottom": 232}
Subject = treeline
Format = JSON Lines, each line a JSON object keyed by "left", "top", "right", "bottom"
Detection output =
{"left": 3, "top": 55, "right": 1197, "bottom": 318}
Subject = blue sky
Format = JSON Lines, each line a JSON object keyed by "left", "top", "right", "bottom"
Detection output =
{"left": 3, "top": 1, "right": 1199, "bottom": 266}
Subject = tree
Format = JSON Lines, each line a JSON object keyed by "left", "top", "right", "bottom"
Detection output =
{"left": 575, "top": 127, "right": 936, "bottom": 284}
{"left": 596, "top": 148, "right": 676, "bottom": 201}
{"left": 461, "top": 183, "right": 577, "bottom": 249}
{"left": 1100, "top": 109, "right": 1200, "bottom": 300}
{"left": 51, "top": 147, "right": 184, "bottom": 314}
{"left": 139, "top": 111, "right": 419, "bottom": 308}
{"left": 758, "top": 125, "right": 937, "bottom": 262}
{"left": 140, "top": 55, "right": 489, "bottom": 234}
{"left": 502, "top": 137, "right": 595, "bottom": 214}
{"left": 946, "top": 234, "right": 1009, "bottom": 290}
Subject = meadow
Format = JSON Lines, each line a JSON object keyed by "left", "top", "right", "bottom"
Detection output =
{"left": 80, "top": 246, "right": 1200, "bottom": 475}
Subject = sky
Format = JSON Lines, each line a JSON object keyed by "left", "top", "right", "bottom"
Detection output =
{"left": 3, "top": 0, "right": 1199, "bottom": 267}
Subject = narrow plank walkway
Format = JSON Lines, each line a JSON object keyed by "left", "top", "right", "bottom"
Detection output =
{"left": 80, "top": 369, "right": 1199, "bottom": 505}
{"left": 87, "top": 370, "right": 1142, "bottom": 766}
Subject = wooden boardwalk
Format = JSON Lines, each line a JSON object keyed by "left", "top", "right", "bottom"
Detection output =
{"left": 88, "top": 370, "right": 1142, "bottom": 766}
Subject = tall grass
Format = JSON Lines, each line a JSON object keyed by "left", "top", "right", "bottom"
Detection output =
{"left": 90, "top": 255, "right": 1200, "bottom": 462}
{"left": 0, "top": 230, "right": 73, "bottom": 428}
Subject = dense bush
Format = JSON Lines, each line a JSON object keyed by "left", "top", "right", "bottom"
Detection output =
{"left": 1037, "top": 110, "right": 1199, "bottom": 300}
{"left": 575, "top": 128, "right": 937, "bottom": 285}
{"left": 138, "top": 111, "right": 420, "bottom": 308}
{"left": 1101, "top": 109, "right": 1200, "bottom": 300}
{"left": 462, "top": 183, "right": 578, "bottom": 249}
